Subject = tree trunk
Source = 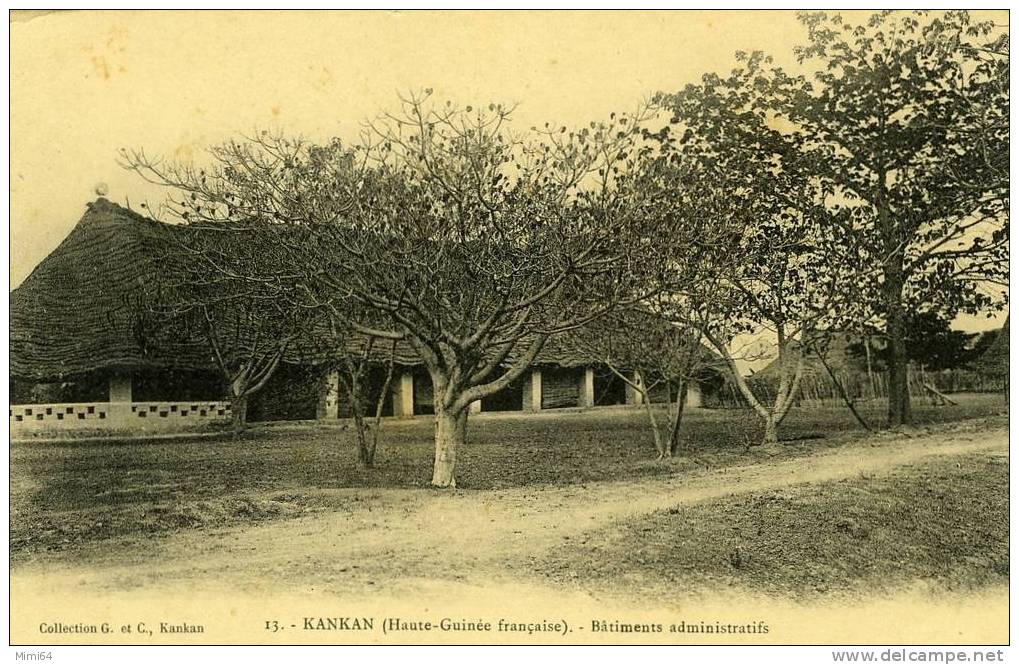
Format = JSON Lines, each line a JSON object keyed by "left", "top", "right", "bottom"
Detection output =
{"left": 362, "top": 342, "right": 396, "bottom": 469}
{"left": 884, "top": 272, "right": 911, "bottom": 427}
{"left": 864, "top": 337, "right": 875, "bottom": 399}
{"left": 816, "top": 348, "right": 872, "bottom": 431}
{"left": 701, "top": 327, "right": 792, "bottom": 449}
{"left": 633, "top": 371, "right": 667, "bottom": 459}
{"left": 641, "top": 394, "right": 666, "bottom": 458}
{"left": 230, "top": 394, "right": 248, "bottom": 437}
{"left": 349, "top": 388, "right": 377, "bottom": 469}
{"left": 878, "top": 168, "right": 911, "bottom": 428}
{"left": 431, "top": 407, "right": 467, "bottom": 488}
{"left": 351, "top": 410, "right": 375, "bottom": 468}
{"left": 365, "top": 427, "right": 380, "bottom": 467}
{"left": 668, "top": 379, "right": 690, "bottom": 456}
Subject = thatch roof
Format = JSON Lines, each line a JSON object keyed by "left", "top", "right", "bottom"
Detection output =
{"left": 9, "top": 199, "right": 428, "bottom": 379}
{"left": 974, "top": 316, "right": 1009, "bottom": 377}
{"left": 11, "top": 199, "right": 203, "bottom": 380}
{"left": 751, "top": 332, "right": 869, "bottom": 382}
{"left": 11, "top": 199, "right": 698, "bottom": 381}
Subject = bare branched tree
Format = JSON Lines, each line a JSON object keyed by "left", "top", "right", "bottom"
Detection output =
{"left": 121, "top": 91, "right": 669, "bottom": 486}
{"left": 572, "top": 305, "right": 714, "bottom": 458}
{"left": 146, "top": 223, "right": 312, "bottom": 436}
{"left": 329, "top": 331, "right": 398, "bottom": 468}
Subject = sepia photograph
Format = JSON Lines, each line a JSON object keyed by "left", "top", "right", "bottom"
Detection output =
{"left": 7, "top": 8, "right": 1010, "bottom": 653}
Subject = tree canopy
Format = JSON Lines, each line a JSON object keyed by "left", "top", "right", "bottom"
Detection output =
{"left": 119, "top": 10, "right": 1009, "bottom": 479}
{"left": 122, "top": 91, "right": 679, "bottom": 486}
{"left": 784, "top": 10, "right": 1008, "bottom": 423}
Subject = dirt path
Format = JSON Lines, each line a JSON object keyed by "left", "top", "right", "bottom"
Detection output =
{"left": 12, "top": 423, "right": 1007, "bottom": 600}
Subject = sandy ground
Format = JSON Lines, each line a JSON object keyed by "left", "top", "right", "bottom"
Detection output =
{"left": 11, "top": 423, "right": 1009, "bottom": 644}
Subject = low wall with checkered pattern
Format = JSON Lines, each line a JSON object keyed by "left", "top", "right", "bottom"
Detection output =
{"left": 10, "top": 401, "right": 232, "bottom": 439}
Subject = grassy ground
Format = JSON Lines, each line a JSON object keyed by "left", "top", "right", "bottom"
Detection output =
{"left": 10, "top": 393, "right": 1006, "bottom": 561}
{"left": 535, "top": 452, "right": 1009, "bottom": 600}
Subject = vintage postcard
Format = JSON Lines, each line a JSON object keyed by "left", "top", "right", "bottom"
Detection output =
{"left": 8, "top": 9, "right": 1009, "bottom": 651}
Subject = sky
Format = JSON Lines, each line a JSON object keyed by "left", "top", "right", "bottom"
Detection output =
{"left": 9, "top": 9, "right": 1008, "bottom": 333}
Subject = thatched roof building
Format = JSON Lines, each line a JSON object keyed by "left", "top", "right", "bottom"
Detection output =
{"left": 974, "top": 316, "right": 1009, "bottom": 378}
{"left": 10, "top": 199, "right": 432, "bottom": 381}
{"left": 11, "top": 199, "right": 202, "bottom": 381}
{"left": 10, "top": 199, "right": 715, "bottom": 432}
{"left": 11, "top": 198, "right": 669, "bottom": 380}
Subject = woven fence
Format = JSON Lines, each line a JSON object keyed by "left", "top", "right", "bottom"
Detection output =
{"left": 708, "top": 366, "right": 1007, "bottom": 409}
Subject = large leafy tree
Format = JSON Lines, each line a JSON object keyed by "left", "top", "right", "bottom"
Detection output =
{"left": 654, "top": 56, "right": 861, "bottom": 444}
{"left": 786, "top": 10, "right": 1009, "bottom": 426}
{"left": 848, "top": 311, "right": 980, "bottom": 372}
{"left": 123, "top": 92, "right": 665, "bottom": 487}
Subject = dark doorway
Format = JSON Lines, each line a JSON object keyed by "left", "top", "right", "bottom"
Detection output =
{"left": 481, "top": 375, "right": 524, "bottom": 412}
{"left": 248, "top": 363, "right": 318, "bottom": 422}
{"left": 593, "top": 367, "right": 627, "bottom": 406}
{"left": 336, "top": 365, "right": 395, "bottom": 418}
{"left": 413, "top": 368, "right": 434, "bottom": 416}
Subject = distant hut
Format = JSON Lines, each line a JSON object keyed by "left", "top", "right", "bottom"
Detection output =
{"left": 974, "top": 316, "right": 1009, "bottom": 394}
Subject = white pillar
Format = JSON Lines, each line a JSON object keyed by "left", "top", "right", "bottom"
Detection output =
{"left": 579, "top": 367, "right": 595, "bottom": 408}
{"left": 625, "top": 371, "right": 644, "bottom": 406}
{"left": 317, "top": 370, "right": 340, "bottom": 419}
{"left": 109, "top": 373, "right": 132, "bottom": 402}
{"left": 109, "top": 372, "right": 133, "bottom": 422}
{"left": 392, "top": 371, "right": 414, "bottom": 418}
{"left": 469, "top": 400, "right": 482, "bottom": 414}
{"left": 685, "top": 382, "right": 703, "bottom": 408}
{"left": 526, "top": 369, "right": 542, "bottom": 412}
